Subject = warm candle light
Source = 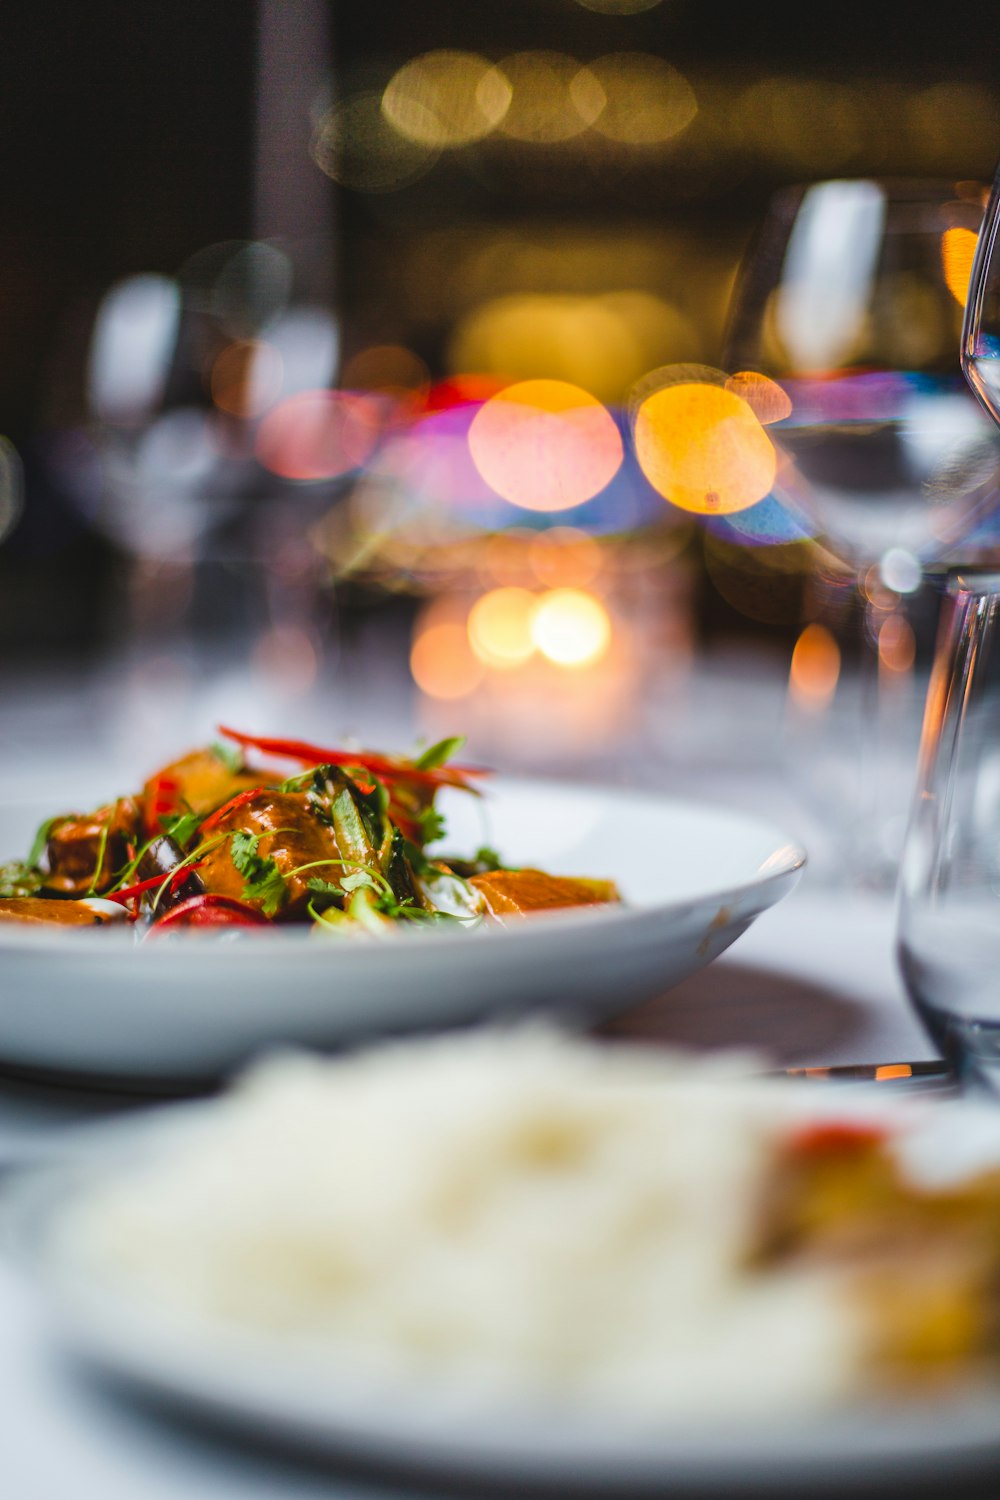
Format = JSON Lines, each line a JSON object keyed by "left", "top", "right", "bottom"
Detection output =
{"left": 788, "top": 623, "right": 841, "bottom": 710}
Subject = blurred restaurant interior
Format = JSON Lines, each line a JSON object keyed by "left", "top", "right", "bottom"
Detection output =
{"left": 1, "top": 0, "right": 999, "bottom": 796}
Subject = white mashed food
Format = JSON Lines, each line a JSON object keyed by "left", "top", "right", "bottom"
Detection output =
{"left": 65, "top": 1027, "right": 869, "bottom": 1422}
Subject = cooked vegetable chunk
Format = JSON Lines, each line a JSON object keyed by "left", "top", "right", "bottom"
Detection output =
{"left": 195, "top": 790, "right": 344, "bottom": 919}
{"left": 0, "top": 898, "right": 122, "bottom": 926}
{"left": 39, "top": 798, "right": 141, "bottom": 896}
{"left": 469, "top": 869, "right": 619, "bottom": 917}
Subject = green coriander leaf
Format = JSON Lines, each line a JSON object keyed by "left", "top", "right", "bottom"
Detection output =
{"left": 340, "top": 870, "right": 376, "bottom": 893}
{"left": 229, "top": 829, "right": 261, "bottom": 875}
{"left": 160, "top": 809, "right": 202, "bottom": 847}
{"left": 474, "top": 845, "right": 503, "bottom": 871}
{"left": 414, "top": 736, "right": 466, "bottom": 771}
{"left": 417, "top": 806, "right": 446, "bottom": 846}
{"left": 243, "top": 862, "right": 288, "bottom": 918}
{"left": 229, "top": 829, "right": 288, "bottom": 917}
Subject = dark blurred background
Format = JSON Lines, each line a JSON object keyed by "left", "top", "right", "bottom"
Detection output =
{"left": 0, "top": 0, "right": 997, "bottom": 675}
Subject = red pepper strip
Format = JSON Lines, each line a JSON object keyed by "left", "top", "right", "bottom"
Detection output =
{"left": 216, "top": 726, "right": 489, "bottom": 792}
{"left": 148, "top": 894, "right": 269, "bottom": 930}
{"left": 108, "top": 871, "right": 175, "bottom": 905}
{"left": 108, "top": 861, "right": 205, "bottom": 906}
{"left": 199, "top": 787, "right": 269, "bottom": 832}
{"left": 784, "top": 1120, "right": 889, "bottom": 1158}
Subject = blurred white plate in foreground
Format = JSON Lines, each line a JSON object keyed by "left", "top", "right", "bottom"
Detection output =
{"left": 0, "top": 781, "right": 804, "bottom": 1085}
{"left": 7, "top": 1087, "right": 1000, "bottom": 1492}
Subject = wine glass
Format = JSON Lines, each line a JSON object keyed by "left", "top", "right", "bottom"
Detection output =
{"left": 896, "top": 161, "right": 1000, "bottom": 1091}
{"left": 725, "top": 177, "right": 1000, "bottom": 883}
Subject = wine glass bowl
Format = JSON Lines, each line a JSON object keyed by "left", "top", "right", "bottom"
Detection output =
{"left": 897, "top": 160, "right": 1000, "bottom": 1092}
{"left": 725, "top": 177, "right": 1000, "bottom": 885}
{"left": 726, "top": 178, "right": 1000, "bottom": 574}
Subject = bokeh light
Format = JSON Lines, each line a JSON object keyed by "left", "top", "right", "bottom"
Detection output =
{"left": 88, "top": 274, "right": 180, "bottom": 425}
{"left": 411, "top": 617, "right": 484, "bottom": 699}
{"left": 468, "top": 586, "right": 537, "bottom": 667}
{"left": 878, "top": 614, "right": 916, "bottom": 675}
{"left": 724, "top": 371, "right": 793, "bottom": 426}
{"left": 448, "top": 296, "right": 640, "bottom": 404}
{"left": 210, "top": 340, "right": 284, "bottom": 418}
{"left": 468, "top": 380, "right": 623, "bottom": 511}
{"left": 531, "top": 588, "right": 611, "bottom": 667}
{"left": 493, "top": 53, "right": 600, "bottom": 142}
{"left": 255, "top": 391, "right": 380, "bottom": 480}
{"left": 528, "top": 527, "right": 603, "bottom": 587}
{"left": 942, "top": 226, "right": 979, "bottom": 308}
{"left": 633, "top": 370, "right": 776, "bottom": 515}
{"left": 312, "top": 93, "right": 438, "bottom": 192}
{"left": 382, "top": 51, "right": 511, "bottom": 147}
{"left": 788, "top": 623, "right": 841, "bottom": 710}
{"left": 340, "top": 344, "right": 430, "bottom": 403}
{"left": 578, "top": 55, "right": 697, "bottom": 145}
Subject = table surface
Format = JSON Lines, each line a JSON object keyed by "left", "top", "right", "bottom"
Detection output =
{"left": 0, "top": 646, "right": 987, "bottom": 1500}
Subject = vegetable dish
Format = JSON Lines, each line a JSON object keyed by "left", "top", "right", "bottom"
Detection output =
{"left": 0, "top": 729, "right": 619, "bottom": 935}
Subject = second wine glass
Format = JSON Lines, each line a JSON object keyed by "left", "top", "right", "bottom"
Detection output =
{"left": 725, "top": 177, "right": 1000, "bottom": 882}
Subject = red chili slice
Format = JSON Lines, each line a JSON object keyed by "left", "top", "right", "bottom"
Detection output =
{"left": 216, "top": 725, "right": 488, "bottom": 792}
{"left": 199, "top": 787, "right": 270, "bottom": 832}
{"left": 147, "top": 894, "right": 270, "bottom": 931}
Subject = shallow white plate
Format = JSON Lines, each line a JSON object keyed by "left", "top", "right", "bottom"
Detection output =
{"left": 6, "top": 1089, "right": 1000, "bottom": 1492}
{"left": 0, "top": 780, "right": 805, "bottom": 1085}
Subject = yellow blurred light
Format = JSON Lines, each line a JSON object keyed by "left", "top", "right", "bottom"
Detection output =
{"left": 210, "top": 340, "right": 283, "bottom": 418}
{"left": 468, "top": 587, "right": 537, "bottom": 667}
{"left": 312, "top": 93, "right": 438, "bottom": 193}
{"left": 448, "top": 295, "right": 642, "bottom": 404}
{"left": 528, "top": 527, "right": 603, "bottom": 587}
{"left": 532, "top": 588, "right": 612, "bottom": 668}
{"left": 382, "top": 51, "right": 511, "bottom": 147}
{"left": 255, "top": 390, "right": 380, "bottom": 480}
{"left": 942, "top": 227, "right": 979, "bottom": 309}
{"left": 878, "top": 615, "right": 916, "bottom": 675}
{"left": 724, "top": 371, "right": 792, "bottom": 426}
{"left": 788, "top": 624, "right": 841, "bottom": 710}
{"left": 875, "top": 1063, "right": 913, "bottom": 1081}
{"left": 469, "top": 379, "right": 623, "bottom": 511}
{"left": 492, "top": 52, "right": 599, "bottom": 143}
{"left": 578, "top": 54, "right": 697, "bottom": 145}
{"left": 411, "top": 620, "right": 484, "bottom": 699}
{"left": 633, "top": 378, "right": 775, "bottom": 515}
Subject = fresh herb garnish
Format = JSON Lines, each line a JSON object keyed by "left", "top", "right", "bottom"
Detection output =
{"left": 417, "top": 806, "right": 446, "bottom": 846}
{"left": 160, "top": 809, "right": 202, "bottom": 848}
{"left": 27, "top": 816, "right": 58, "bottom": 869}
{"left": 229, "top": 830, "right": 288, "bottom": 917}
{"left": 414, "top": 735, "right": 466, "bottom": 772}
{"left": 0, "top": 861, "right": 45, "bottom": 898}
{"left": 85, "top": 816, "right": 112, "bottom": 896}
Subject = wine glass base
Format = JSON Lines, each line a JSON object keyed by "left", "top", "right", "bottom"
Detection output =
{"left": 906, "top": 998, "right": 1000, "bottom": 1098}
